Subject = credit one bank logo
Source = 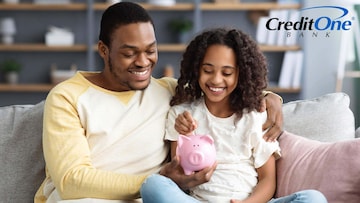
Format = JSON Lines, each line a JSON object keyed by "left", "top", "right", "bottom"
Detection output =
{"left": 266, "top": 6, "right": 353, "bottom": 32}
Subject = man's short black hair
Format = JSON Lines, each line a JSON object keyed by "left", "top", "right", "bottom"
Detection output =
{"left": 99, "top": 2, "right": 154, "bottom": 46}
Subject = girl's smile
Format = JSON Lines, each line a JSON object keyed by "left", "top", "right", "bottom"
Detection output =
{"left": 199, "top": 44, "right": 239, "bottom": 117}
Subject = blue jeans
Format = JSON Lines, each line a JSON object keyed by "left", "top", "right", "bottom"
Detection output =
{"left": 140, "top": 174, "right": 328, "bottom": 203}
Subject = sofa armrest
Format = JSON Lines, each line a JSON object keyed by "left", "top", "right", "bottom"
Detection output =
{"left": 0, "top": 101, "right": 46, "bottom": 202}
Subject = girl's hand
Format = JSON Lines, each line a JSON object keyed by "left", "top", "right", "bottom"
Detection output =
{"left": 174, "top": 111, "right": 198, "bottom": 135}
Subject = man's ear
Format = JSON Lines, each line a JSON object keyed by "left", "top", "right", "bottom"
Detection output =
{"left": 98, "top": 41, "right": 108, "bottom": 58}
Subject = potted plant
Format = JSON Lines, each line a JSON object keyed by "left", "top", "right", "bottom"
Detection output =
{"left": 168, "top": 18, "right": 193, "bottom": 43}
{"left": 1, "top": 59, "right": 21, "bottom": 84}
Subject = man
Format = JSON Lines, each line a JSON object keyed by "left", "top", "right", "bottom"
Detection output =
{"left": 35, "top": 2, "right": 283, "bottom": 202}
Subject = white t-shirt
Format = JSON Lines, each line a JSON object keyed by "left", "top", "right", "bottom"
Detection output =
{"left": 165, "top": 98, "right": 281, "bottom": 203}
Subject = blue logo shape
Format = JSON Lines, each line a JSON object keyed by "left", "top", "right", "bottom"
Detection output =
{"left": 301, "top": 6, "right": 349, "bottom": 20}
{"left": 300, "top": 6, "right": 353, "bottom": 31}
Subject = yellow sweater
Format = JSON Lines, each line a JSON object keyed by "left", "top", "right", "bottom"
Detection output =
{"left": 35, "top": 72, "right": 177, "bottom": 202}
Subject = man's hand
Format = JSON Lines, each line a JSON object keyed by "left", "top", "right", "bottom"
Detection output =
{"left": 159, "top": 156, "right": 217, "bottom": 190}
{"left": 174, "top": 111, "right": 198, "bottom": 135}
{"left": 260, "top": 92, "right": 283, "bottom": 142}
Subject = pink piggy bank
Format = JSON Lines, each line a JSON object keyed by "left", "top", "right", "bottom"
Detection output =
{"left": 176, "top": 134, "right": 216, "bottom": 175}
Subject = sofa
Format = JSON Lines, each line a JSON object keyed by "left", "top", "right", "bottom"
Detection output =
{"left": 0, "top": 92, "right": 359, "bottom": 203}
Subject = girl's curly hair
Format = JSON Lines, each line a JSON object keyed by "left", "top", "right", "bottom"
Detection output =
{"left": 170, "top": 27, "right": 268, "bottom": 116}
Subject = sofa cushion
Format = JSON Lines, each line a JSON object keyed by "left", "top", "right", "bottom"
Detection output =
{"left": 282, "top": 92, "right": 355, "bottom": 142}
{"left": 0, "top": 101, "right": 46, "bottom": 203}
{"left": 275, "top": 131, "right": 360, "bottom": 203}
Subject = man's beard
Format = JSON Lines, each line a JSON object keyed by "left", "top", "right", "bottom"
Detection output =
{"left": 108, "top": 57, "right": 150, "bottom": 91}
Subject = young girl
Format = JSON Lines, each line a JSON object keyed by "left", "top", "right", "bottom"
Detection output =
{"left": 141, "top": 28, "right": 327, "bottom": 203}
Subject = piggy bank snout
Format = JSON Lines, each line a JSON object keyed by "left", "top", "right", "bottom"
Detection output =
{"left": 188, "top": 151, "right": 205, "bottom": 166}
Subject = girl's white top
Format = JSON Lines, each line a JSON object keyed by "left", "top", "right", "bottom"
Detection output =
{"left": 165, "top": 98, "right": 281, "bottom": 203}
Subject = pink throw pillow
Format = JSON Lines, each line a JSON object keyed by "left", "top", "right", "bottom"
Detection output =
{"left": 275, "top": 131, "right": 360, "bottom": 203}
